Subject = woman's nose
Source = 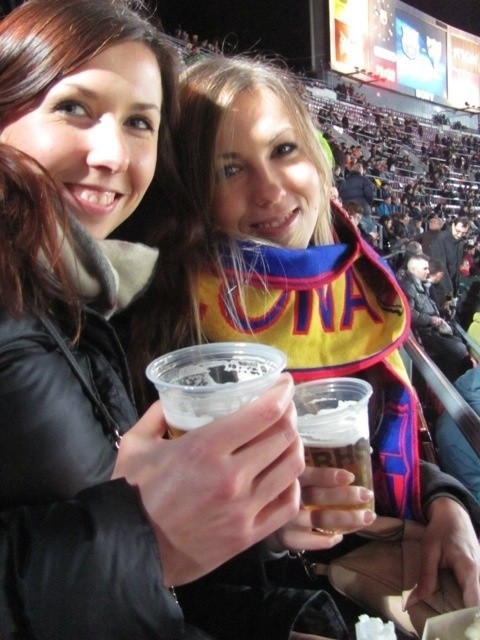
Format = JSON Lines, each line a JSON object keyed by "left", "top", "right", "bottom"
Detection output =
{"left": 87, "top": 117, "right": 129, "bottom": 173}
{"left": 251, "top": 165, "right": 285, "bottom": 206}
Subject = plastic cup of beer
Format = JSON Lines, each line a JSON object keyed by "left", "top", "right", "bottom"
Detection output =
{"left": 146, "top": 342, "right": 287, "bottom": 438}
{"left": 294, "top": 377, "right": 374, "bottom": 519}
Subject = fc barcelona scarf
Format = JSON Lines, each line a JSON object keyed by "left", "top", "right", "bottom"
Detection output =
{"left": 199, "top": 210, "right": 423, "bottom": 520}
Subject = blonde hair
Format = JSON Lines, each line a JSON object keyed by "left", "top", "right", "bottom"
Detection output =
{"left": 176, "top": 55, "right": 334, "bottom": 336}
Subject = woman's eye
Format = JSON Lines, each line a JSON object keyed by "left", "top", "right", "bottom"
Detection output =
{"left": 275, "top": 142, "right": 297, "bottom": 157}
{"left": 217, "top": 165, "right": 241, "bottom": 180}
{"left": 54, "top": 100, "right": 88, "bottom": 117}
{"left": 127, "top": 115, "right": 155, "bottom": 132}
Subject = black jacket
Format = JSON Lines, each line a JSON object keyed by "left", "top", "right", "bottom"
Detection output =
{"left": 0, "top": 308, "right": 137, "bottom": 506}
{"left": 398, "top": 271, "right": 439, "bottom": 329}
{"left": 339, "top": 170, "right": 374, "bottom": 212}
{"left": 429, "top": 228, "right": 466, "bottom": 295}
{"left": 0, "top": 307, "right": 187, "bottom": 639}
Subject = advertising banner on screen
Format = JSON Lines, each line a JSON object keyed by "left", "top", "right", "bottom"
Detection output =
{"left": 330, "top": 0, "right": 369, "bottom": 72}
{"left": 449, "top": 33, "right": 480, "bottom": 108}
{"left": 369, "top": 0, "right": 397, "bottom": 84}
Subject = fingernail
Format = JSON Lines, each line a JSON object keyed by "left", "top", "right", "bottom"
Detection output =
{"left": 335, "top": 469, "right": 355, "bottom": 483}
{"left": 359, "top": 488, "right": 374, "bottom": 502}
{"left": 363, "top": 510, "right": 376, "bottom": 525}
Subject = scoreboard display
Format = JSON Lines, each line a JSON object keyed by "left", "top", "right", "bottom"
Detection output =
{"left": 329, "top": 0, "right": 480, "bottom": 109}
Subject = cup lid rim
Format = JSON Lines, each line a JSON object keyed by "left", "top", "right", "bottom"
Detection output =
{"left": 145, "top": 342, "right": 287, "bottom": 392}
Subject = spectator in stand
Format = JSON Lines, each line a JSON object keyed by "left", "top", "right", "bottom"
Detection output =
{"left": 343, "top": 200, "right": 378, "bottom": 248}
{"left": 456, "top": 280, "right": 480, "bottom": 331}
{"left": 419, "top": 214, "right": 443, "bottom": 256}
{"left": 376, "top": 194, "right": 393, "bottom": 218}
{"left": 408, "top": 213, "right": 424, "bottom": 238}
{"left": 405, "top": 240, "right": 423, "bottom": 257}
{"left": 392, "top": 211, "right": 410, "bottom": 243}
{"left": 369, "top": 159, "right": 384, "bottom": 179}
{"left": 399, "top": 254, "right": 471, "bottom": 381}
{"left": 343, "top": 150, "right": 354, "bottom": 174}
{"left": 429, "top": 216, "right": 471, "bottom": 297}
{"left": 377, "top": 180, "right": 392, "bottom": 201}
{"left": 333, "top": 164, "right": 345, "bottom": 190}
{"left": 378, "top": 216, "right": 398, "bottom": 254}
{"left": 395, "top": 240, "right": 423, "bottom": 281}
{"left": 338, "top": 162, "right": 375, "bottom": 232}
{"left": 330, "top": 185, "right": 342, "bottom": 208}
{"left": 403, "top": 181, "right": 415, "bottom": 204}
{"left": 436, "top": 366, "right": 480, "bottom": 502}
{"left": 460, "top": 241, "right": 480, "bottom": 278}
{"left": 395, "top": 195, "right": 411, "bottom": 217}
{"left": 343, "top": 200, "right": 362, "bottom": 226}
{"left": 428, "top": 259, "right": 453, "bottom": 319}
{"left": 473, "top": 236, "right": 480, "bottom": 266}
{"left": 467, "top": 309, "right": 480, "bottom": 361}
{"left": 434, "top": 202, "right": 448, "bottom": 219}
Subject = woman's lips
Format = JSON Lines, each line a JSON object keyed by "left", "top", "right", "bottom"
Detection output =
{"left": 251, "top": 208, "right": 299, "bottom": 236}
{"left": 77, "top": 188, "right": 116, "bottom": 206}
{"left": 65, "top": 184, "right": 120, "bottom": 215}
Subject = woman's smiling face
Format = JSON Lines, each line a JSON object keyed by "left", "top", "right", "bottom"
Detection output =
{"left": 0, "top": 41, "right": 162, "bottom": 240}
{"left": 212, "top": 86, "right": 321, "bottom": 249}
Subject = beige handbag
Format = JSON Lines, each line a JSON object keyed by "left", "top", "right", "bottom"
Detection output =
{"left": 311, "top": 517, "right": 463, "bottom": 638}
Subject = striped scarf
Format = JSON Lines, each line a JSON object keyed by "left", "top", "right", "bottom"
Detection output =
{"left": 199, "top": 208, "right": 423, "bottom": 520}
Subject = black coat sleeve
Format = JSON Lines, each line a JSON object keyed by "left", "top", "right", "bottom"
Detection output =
{"left": 0, "top": 480, "right": 185, "bottom": 640}
{"left": 363, "top": 177, "right": 374, "bottom": 204}
{"left": 0, "top": 313, "right": 136, "bottom": 507}
{"left": 420, "top": 459, "right": 480, "bottom": 534}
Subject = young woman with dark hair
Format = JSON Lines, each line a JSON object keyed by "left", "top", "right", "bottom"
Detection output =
{"left": 0, "top": 4, "right": 308, "bottom": 638}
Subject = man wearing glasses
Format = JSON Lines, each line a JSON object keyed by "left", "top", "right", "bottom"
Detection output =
{"left": 429, "top": 216, "right": 471, "bottom": 298}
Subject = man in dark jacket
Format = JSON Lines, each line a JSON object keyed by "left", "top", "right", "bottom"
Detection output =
{"left": 419, "top": 213, "right": 443, "bottom": 256}
{"left": 339, "top": 162, "right": 375, "bottom": 233}
{"left": 399, "top": 253, "right": 471, "bottom": 381}
{"left": 429, "top": 216, "right": 470, "bottom": 296}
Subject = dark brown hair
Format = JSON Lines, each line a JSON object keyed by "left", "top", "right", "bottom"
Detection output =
{"left": 0, "top": 0, "right": 204, "bottom": 404}
{"left": 0, "top": 143, "right": 78, "bottom": 320}
{"left": 0, "top": 0, "right": 181, "bottom": 234}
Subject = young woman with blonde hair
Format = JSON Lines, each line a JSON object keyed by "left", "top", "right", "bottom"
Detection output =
{"left": 159, "top": 54, "right": 480, "bottom": 634}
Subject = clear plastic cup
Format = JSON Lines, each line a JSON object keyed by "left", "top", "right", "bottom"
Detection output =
{"left": 294, "top": 377, "right": 374, "bottom": 519}
{"left": 146, "top": 342, "right": 287, "bottom": 438}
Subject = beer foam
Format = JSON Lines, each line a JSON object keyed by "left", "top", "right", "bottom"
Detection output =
{"left": 166, "top": 414, "right": 214, "bottom": 431}
{"left": 297, "top": 400, "right": 369, "bottom": 447}
{"left": 176, "top": 358, "right": 268, "bottom": 387}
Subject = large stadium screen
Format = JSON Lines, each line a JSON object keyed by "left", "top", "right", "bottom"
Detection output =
{"left": 449, "top": 32, "right": 480, "bottom": 109}
{"left": 394, "top": 8, "right": 447, "bottom": 100}
{"left": 328, "top": 0, "right": 480, "bottom": 107}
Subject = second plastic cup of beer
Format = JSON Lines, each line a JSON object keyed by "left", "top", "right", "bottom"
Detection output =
{"left": 146, "top": 342, "right": 287, "bottom": 437}
{"left": 294, "top": 377, "right": 375, "bottom": 523}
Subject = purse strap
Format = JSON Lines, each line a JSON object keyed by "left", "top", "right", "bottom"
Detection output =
{"left": 40, "top": 314, "right": 122, "bottom": 449}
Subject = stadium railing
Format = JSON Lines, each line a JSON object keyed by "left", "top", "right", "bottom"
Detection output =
{"left": 401, "top": 333, "right": 480, "bottom": 459}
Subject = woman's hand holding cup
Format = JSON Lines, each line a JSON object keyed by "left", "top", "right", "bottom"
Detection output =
{"left": 112, "top": 374, "right": 304, "bottom": 587}
{"left": 268, "top": 466, "right": 376, "bottom": 552}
